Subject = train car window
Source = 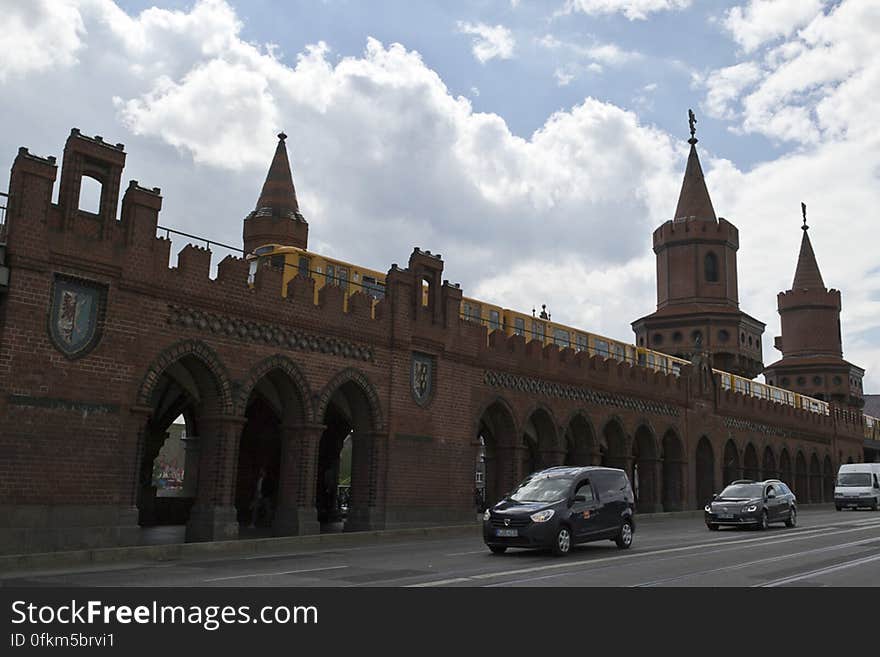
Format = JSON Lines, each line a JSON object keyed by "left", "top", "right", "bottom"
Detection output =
{"left": 489, "top": 310, "right": 501, "bottom": 330}
{"left": 657, "top": 356, "right": 668, "bottom": 373}
{"left": 637, "top": 351, "right": 646, "bottom": 366}
{"left": 247, "top": 259, "right": 257, "bottom": 285}
{"left": 326, "top": 263, "right": 335, "bottom": 285}
{"left": 362, "top": 276, "right": 385, "bottom": 300}
{"left": 646, "top": 352, "right": 655, "bottom": 368}
{"left": 612, "top": 344, "right": 625, "bottom": 362}
{"left": 514, "top": 317, "right": 525, "bottom": 337}
{"left": 270, "top": 255, "right": 285, "bottom": 268}
{"left": 553, "top": 328, "right": 570, "bottom": 348}
{"left": 595, "top": 339, "right": 609, "bottom": 357}
{"left": 254, "top": 246, "right": 274, "bottom": 256}
{"left": 298, "top": 256, "right": 310, "bottom": 278}
{"left": 576, "top": 334, "right": 588, "bottom": 352}
{"left": 735, "top": 378, "right": 749, "bottom": 394}
{"left": 671, "top": 362, "right": 682, "bottom": 377}
{"left": 337, "top": 267, "right": 349, "bottom": 289}
{"left": 533, "top": 321, "right": 545, "bottom": 342}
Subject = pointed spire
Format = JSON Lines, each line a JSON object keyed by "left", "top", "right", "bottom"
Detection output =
{"left": 792, "top": 202, "right": 825, "bottom": 290}
{"left": 251, "top": 132, "right": 305, "bottom": 221}
{"left": 673, "top": 109, "right": 716, "bottom": 221}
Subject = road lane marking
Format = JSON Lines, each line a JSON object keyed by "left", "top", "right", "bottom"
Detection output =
{"left": 633, "top": 536, "right": 880, "bottom": 587}
{"left": 444, "top": 550, "right": 487, "bottom": 557}
{"left": 408, "top": 523, "right": 880, "bottom": 587}
{"left": 204, "top": 565, "right": 349, "bottom": 582}
{"left": 756, "top": 551, "right": 880, "bottom": 587}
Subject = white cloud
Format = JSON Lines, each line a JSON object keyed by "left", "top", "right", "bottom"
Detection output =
{"left": 702, "top": 62, "right": 762, "bottom": 119}
{"left": 0, "top": 0, "right": 85, "bottom": 81}
{"left": 456, "top": 21, "right": 515, "bottom": 64}
{"left": 724, "top": 0, "right": 826, "bottom": 53}
{"left": 554, "top": 68, "right": 575, "bottom": 86}
{"left": 559, "top": 0, "right": 692, "bottom": 21}
{"left": 538, "top": 33, "right": 640, "bottom": 84}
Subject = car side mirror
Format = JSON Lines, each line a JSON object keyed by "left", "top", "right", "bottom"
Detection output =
{"left": 712, "top": 493, "right": 718, "bottom": 500}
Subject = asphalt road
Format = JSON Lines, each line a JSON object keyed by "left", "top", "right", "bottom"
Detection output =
{"left": 3, "top": 508, "right": 880, "bottom": 587}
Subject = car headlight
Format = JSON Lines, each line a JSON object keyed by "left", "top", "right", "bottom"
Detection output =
{"left": 483, "top": 509, "right": 491, "bottom": 521}
{"left": 743, "top": 504, "right": 758, "bottom": 513}
{"left": 704, "top": 505, "right": 712, "bottom": 512}
{"left": 530, "top": 509, "right": 555, "bottom": 523}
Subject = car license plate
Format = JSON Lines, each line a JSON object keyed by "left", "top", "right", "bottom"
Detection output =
{"left": 495, "top": 528, "right": 518, "bottom": 537}
{"left": 719, "top": 513, "right": 733, "bottom": 519}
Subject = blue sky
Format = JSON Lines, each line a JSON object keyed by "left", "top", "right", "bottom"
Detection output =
{"left": 2, "top": 0, "right": 878, "bottom": 390}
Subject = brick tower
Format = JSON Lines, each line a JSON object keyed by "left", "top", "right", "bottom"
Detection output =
{"left": 632, "top": 111, "right": 765, "bottom": 378}
{"left": 763, "top": 207, "right": 864, "bottom": 408}
{"left": 242, "top": 132, "right": 308, "bottom": 254}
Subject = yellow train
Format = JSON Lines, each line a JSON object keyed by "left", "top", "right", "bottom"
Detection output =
{"left": 247, "top": 243, "right": 840, "bottom": 417}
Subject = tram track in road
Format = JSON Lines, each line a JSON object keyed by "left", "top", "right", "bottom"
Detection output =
{"left": 754, "top": 551, "right": 880, "bottom": 587}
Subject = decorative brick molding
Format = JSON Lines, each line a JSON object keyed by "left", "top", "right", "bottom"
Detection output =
{"left": 235, "top": 354, "right": 314, "bottom": 421}
{"left": 485, "top": 370, "right": 681, "bottom": 418}
{"left": 167, "top": 304, "right": 375, "bottom": 363}
{"left": 722, "top": 416, "right": 831, "bottom": 444}
{"left": 136, "top": 338, "right": 234, "bottom": 415}
{"left": 8, "top": 394, "right": 119, "bottom": 415}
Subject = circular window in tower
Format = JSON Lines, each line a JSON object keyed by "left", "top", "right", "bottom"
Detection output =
{"left": 833, "top": 376, "right": 842, "bottom": 385}
{"left": 813, "top": 376, "right": 823, "bottom": 386}
{"left": 718, "top": 329, "right": 730, "bottom": 343}
{"left": 797, "top": 376, "right": 806, "bottom": 386}
{"left": 653, "top": 333, "right": 664, "bottom": 346}
{"left": 673, "top": 331, "right": 683, "bottom": 343}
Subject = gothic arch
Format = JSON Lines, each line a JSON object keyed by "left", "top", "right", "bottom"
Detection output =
{"left": 316, "top": 368, "right": 384, "bottom": 432}
{"left": 474, "top": 396, "right": 520, "bottom": 448}
{"left": 136, "top": 339, "right": 233, "bottom": 416}
{"left": 235, "top": 354, "right": 314, "bottom": 422}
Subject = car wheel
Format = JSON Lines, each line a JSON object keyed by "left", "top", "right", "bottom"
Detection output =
{"left": 757, "top": 510, "right": 768, "bottom": 531}
{"left": 488, "top": 545, "right": 507, "bottom": 554}
{"left": 615, "top": 520, "right": 634, "bottom": 549}
{"left": 784, "top": 507, "right": 797, "bottom": 528}
{"left": 707, "top": 523, "right": 719, "bottom": 531}
{"left": 552, "top": 526, "right": 572, "bottom": 556}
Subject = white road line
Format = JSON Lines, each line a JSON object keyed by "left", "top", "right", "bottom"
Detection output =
{"left": 633, "top": 535, "right": 880, "bottom": 587}
{"left": 444, "top": 550, "right": 487, "bottom": 557}
{"left": 204, "top": 565, "right": 349, "bottom": 582}
{"left": 408, "top": 523, "right": 880, "bottom": 587}
{"left": 756, "top": 551, "right": 880, "bottom": 587}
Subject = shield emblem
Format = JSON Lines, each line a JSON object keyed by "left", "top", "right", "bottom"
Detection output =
{"left": 48, "top": 275, "right": 107, "bottom": 358}
{"left": 411, "top": 352, "right": 434, "bottom": 406}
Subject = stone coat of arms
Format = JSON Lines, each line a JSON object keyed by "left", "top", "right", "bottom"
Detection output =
{"left": 48, "top": 274, "right": 107, "bottom": 358}
{"left": 411, "top": 352, "right": 435, "bottom": 406}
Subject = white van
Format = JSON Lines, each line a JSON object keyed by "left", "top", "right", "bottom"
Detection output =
{"left": 835, "top": 463, "right": 880, "bottom": 510}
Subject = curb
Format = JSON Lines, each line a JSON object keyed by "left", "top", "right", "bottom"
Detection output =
{"left": 0, "top": 503, "right": 837, "bottom": 575}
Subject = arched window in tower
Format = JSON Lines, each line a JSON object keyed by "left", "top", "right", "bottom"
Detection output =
{"left": 704, "top": 252, "right": 719, "bottom": 283}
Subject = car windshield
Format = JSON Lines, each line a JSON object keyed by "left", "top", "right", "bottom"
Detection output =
{"left": 838, "top": 473, "right": 871, "bottom": 487}
{"left": 718, "top": 483, "right": 764, "bottom": 499}
{"left": 510, "top": 475, "right": 573, "bottom": 503}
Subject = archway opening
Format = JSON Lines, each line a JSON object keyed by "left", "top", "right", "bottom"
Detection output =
{"left": 722, "top": 440, "right": 740, "bottom": 487}
{"left": 743, "top": 443, "right": 759, "bottom": 481}
{"left": 602, "top": 419, "right": 627, "bottom": 470}
{"left": 795, "top": 452, "right": 808, "bottom": 501}
{"left": 316, "top": 380, "right": 376, "bottom": 533}
{"left": 662, "top": 430, "right": 684, "bottom": 511}
{"left": 477, "top": 401, "right": 517, "bottom": 510}
{"left": 563, "top": 414, "right": 594, "bottom": 466}
{"left": 632, "top": 426, "right": 659, "bottom": 513}
{"left": 823, "top": 455, "right": 834, "bottom": 503}
{"left": 521, "top": 408, "right": 557, "bottom": 478}
{"left": 809, "top": 453, "right": 821, "bottom": 503}
{"left": 762, "top": 447, "right": 778, "bottom": 481}
{"left": 695, "top": 437, "right": 714, "bottom": 509}
{"left": 780, "top": 449, "right": 793, "bottom": 487}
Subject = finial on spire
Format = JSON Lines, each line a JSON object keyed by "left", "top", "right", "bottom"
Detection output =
{"left": 688, "top": 108, "right": 697, "bottom": 144}
{"left": 277, "top": 131, "right": 287, "bottom": 141}
{"left": 801, "top": 201, "right": 808, "bottom": 231}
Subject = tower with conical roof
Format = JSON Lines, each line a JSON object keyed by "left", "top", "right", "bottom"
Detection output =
{"left": 763, "top": 205, "right": 864, "bottom": 408}
{"left": 242, "top": 132, "right": 309, "bottom": 254}
{"left": 632, "top": 110, "right": 765, "bottom": 378}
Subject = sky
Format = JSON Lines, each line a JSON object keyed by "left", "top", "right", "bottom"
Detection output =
{"left": 1, "top": 0, "right": 879, "bottom": 391}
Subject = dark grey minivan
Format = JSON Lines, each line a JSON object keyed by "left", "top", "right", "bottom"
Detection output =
{"left": 482, "top": 466, "right": 636, "bottom": 556}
